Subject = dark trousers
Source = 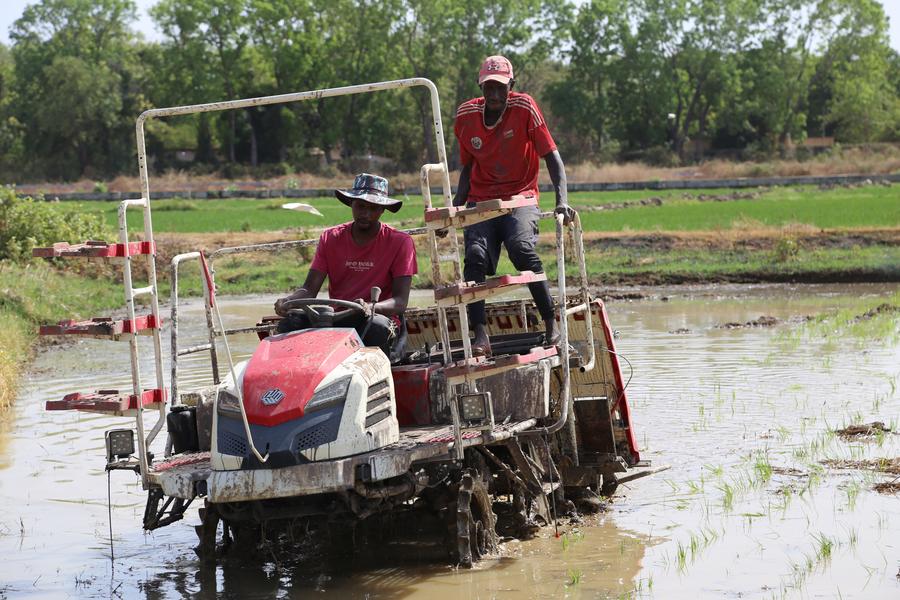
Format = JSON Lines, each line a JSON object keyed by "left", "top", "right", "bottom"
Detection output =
{"left": 463, "top": 205, "right": 555, "bottom": 326}
{"left": 276, "top": 311, "right": 405, "bottom": 360}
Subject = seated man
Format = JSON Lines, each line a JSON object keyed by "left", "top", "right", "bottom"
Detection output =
{"left": 274, "top": 173, "right": 417, "bottom": 359}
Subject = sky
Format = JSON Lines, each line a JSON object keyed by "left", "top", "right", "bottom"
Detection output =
{"left": 0, "top": 0, "right": 898, "bottom": 51}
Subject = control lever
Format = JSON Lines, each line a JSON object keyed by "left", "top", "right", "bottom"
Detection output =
{"left": 360, "top": 286, "right": 381, "bottom": 343}
{"left": 369, "top": 286, "right": 381, "bottom": 314}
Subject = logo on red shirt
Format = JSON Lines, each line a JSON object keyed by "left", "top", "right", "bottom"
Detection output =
{"left": 471, "top": 136, "right": 482, "bottom": 150}
{"left": 345, "top": 260, "right": 374, "bottom": 272}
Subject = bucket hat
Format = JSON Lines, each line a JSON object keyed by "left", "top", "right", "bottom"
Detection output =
{"left": 334, "top": 173, "right": 402, "bottom": 213}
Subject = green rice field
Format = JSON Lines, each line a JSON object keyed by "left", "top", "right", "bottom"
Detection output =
{"left": 52, "top": 184, "right": 900, "bottom": 234}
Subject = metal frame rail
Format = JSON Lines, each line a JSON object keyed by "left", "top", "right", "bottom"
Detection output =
{"left": 119, "top": 198, "right": 166, "bottom": 485}
{"left": 158, "top": 78, "right": 597, "bottom": 473}
{"left": 138, "top": 79, "right": 458, "bottom": 469}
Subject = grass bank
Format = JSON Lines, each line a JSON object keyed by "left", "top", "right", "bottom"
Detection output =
{"left": 0, "top": 262, "right": 122, "bottom": 408}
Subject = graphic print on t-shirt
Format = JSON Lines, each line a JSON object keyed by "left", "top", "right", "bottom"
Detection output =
{"left": 345, "top": 260, "right": 375, "bottom": 273}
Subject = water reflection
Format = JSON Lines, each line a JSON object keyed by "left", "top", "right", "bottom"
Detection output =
{"left": 137, "top": 518, "right": 653, "bottom": 599}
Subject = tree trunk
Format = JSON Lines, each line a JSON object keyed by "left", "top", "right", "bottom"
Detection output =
{"left": 246, "top": 108, "right": 259, "bottom": 168}
{"left": 197, "top": 114, "right": 215, "bottom": 164}
{"left": 228, "top": 112, "right": 236, "bottom": 163}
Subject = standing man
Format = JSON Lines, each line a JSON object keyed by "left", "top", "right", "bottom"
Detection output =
{"left": 274, "top": 173, "right": 417, "bottom": 359}
{"left": 453, "top": 55, "right": 574, "bottom": 356}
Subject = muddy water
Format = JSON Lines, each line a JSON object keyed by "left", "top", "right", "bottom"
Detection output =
{"left": 2, "top": 284, "right": 899, "bottom": 599}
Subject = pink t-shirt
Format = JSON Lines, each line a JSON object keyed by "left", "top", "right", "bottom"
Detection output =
{"left": 310, "top": 222, "right": 417, "bottom": 303}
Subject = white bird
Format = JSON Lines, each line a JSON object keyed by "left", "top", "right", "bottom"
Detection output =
{"left": 281, "top": 202, "right": 323, "bottom": 216}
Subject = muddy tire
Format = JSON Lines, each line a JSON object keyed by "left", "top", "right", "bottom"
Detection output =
{"left": 448, "top": 469, "right": 498, "bottom": 567}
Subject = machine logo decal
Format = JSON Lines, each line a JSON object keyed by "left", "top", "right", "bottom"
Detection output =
{"left": 261, "top": 388, "right": 285, "bottom": 406}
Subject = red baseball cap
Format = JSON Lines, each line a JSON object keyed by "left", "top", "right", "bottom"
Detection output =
{"left": 478, "top": 55, "right": 514, "bottom": 85}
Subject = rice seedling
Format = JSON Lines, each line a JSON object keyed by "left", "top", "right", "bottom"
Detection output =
{"left": 753, "top": 451, "right": 774, "bottom": 483}
{"left": 775, "top": 425, "right": 791, "bottom": 442}
{"left": 717, "top": 481, "right": 735, "bottom": 511}
{"left": 685, "top": 476, "right": 705, "bottom": 495}
{"left": 813, "top": 533, "right": 834, "bottom": 560}
{"left": 565, "top": 568, "right": 583, "bottom": 587}
{"left": 704, "top": 463, "right": 725, "bottom": 479}
{"left": 561, "top": 530, "right": 585, "bottom": 552}
{"left": 844, "top": 526, "right": 858, "bottom": 549}
{"left": 675, "top": 541, "right": 688, "bottom": 571}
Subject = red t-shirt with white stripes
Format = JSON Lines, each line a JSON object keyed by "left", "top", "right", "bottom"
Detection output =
{"left": 454, "top": 92, "right": 557, "bottom": 202}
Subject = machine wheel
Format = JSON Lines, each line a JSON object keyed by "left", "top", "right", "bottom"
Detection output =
{"left": 448, "top": 469, "right": 498, "bottom": 567}
{"left": 194, "top": 503, "right": 220, "bottom": 561}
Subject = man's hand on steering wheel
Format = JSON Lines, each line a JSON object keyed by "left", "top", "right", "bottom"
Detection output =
{"left": 274, "top": 296, "right": 290, "bottom": 317}
{"left": 354, "top": 298, "right": 373, "bottom": 318}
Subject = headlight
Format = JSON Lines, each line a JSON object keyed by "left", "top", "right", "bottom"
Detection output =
{"left": 216, "top": 389, "right": 243, "bottom": 418}
{"left": 305, "top": 375, "right": 352, "bottom": 413}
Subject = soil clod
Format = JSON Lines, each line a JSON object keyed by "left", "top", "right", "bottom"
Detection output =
{"left": 821, "top": 457, "right": 900, "bottom": 475}
{"left": 872, "top": 481, "right": 900, "bottom": 495}
{"left": 717, "top": 315, "right": 779, "bottom": 329}
{"left": 834, "top": 422, "right": 892, "bottom": 438}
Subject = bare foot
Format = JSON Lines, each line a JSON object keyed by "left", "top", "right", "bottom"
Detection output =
{"left": 471, "top": 324, "right": 492, "bottom": 357}
{"left": 544, "top": 318, "right": 561, "bottom": 346}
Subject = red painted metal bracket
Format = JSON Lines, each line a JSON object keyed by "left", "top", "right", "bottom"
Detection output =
{"left": 424, "top": 195, "right": 537, "bottom": 230}
{"left": 434, "top": 271, "right": 547, "bottom": 306}
{"left": 32, "top": 240, "right": 156, "bottom": 258}
{"left": 46, "top": 388, "right": 167, "bottom": 413}
{"left": 39, "top": 314, "right": 161, "bottom": 338}
{"left": 444, "top": 346, "right": 558, "bottom": 380}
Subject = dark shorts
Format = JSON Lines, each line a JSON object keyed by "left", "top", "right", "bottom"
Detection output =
{"left": 463, "top": 204, "right": 542, "bottom": 277}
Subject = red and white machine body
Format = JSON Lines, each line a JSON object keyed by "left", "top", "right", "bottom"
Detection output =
{"left": 211, "top": 328, "right": 398, "bottom": 472}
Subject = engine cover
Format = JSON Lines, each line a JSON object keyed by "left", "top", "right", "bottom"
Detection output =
{"left": 242, "top": 328, "right": 361, "bottom": 427}
{"left": 211, "top": 330, "right": 400, "bottom": 471}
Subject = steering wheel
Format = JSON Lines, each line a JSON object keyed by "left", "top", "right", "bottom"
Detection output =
{"left": 280, "top": 297, "right": 366, "bottom": 324}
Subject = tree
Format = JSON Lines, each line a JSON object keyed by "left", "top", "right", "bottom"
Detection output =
{"left": 152, "top": 0, "right": 254, "bottom": 164}
{"left": 546, "top": 0, "right": 630, "bottom": 156}
{"left": 552, "top": 0, "right": 750, "bottom": 159}
{"left": 0, "top": 44, "right": 24, "bottom": 179}
{"left": 10, "top": 0, "right": 139, "bottom": 179}
{"left": 823, "top": 0, "right": 895, "bottom": 141}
